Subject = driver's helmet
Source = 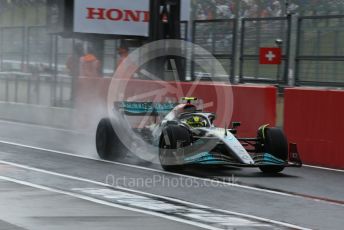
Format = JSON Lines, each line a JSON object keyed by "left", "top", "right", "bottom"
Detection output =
{"left": 186, "top": 115, "right": 206, "bottom": 127}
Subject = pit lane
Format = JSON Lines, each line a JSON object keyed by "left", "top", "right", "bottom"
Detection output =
{"left": 0, "top": 120, "right": 343, "bottom": 229}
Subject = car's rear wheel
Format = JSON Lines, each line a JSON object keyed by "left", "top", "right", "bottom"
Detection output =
{"left": 257, "top": 127, "right": 288, "bottom": 173}
{"left": 96, "top": 118, "right": 127, "bottom": 160}
{"left": 159, "top": 125, "right": 191, "bottom": 171}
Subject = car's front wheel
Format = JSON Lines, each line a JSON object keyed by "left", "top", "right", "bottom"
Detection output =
{"left": 257, "top": 127, "right": 288, "bottom": 173}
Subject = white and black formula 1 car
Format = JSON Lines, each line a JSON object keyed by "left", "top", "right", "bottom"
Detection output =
{"left": 96, "top": 97, "right": 302, "bottom": 173}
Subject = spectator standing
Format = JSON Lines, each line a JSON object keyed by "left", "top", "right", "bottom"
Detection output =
{"left": 79, "top": 46, "right": 101, "bottom": 77}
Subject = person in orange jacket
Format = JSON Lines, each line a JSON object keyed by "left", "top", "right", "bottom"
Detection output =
{"left": 80, "top": 47, "right": 101, "bottom": 78}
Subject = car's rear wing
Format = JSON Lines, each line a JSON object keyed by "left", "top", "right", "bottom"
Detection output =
{"left": 114, "top": 101, "right": 178, "bottom": 116}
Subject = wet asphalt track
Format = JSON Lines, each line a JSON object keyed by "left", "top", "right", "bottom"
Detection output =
{"left": 0, "top": 120, "right": 343, "bottom": 229}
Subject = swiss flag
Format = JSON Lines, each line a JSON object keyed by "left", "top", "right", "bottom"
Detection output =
{"left": 260, "top": 47, "right": 282, "bottom": 65}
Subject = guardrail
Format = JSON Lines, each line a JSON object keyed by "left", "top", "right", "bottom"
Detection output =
{"left": 0, "top": 72, "right": 74, "bottom": 108}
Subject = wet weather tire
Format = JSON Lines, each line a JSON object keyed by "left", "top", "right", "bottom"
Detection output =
{"left": 258, "top": 127, "right": 288, "bottom": 173}
{"left": 96, "top": 118, "right": 127, "bottom": 160}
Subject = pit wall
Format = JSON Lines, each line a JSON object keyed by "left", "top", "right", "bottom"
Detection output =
{"left": 0, "top": 101, "right": 74, "bottom": 129}
{"left": 284, "top": 87, "right": 344, "bottom": 169}
{"left": 75, "top": 78, "right": 277, "bottom": 137}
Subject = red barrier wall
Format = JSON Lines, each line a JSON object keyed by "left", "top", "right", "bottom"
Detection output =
{"left": 75, "top": 78, "right": 276, "bottom": 137}
{"left": 284, "top": 88, "right": 344, "bottom": 169}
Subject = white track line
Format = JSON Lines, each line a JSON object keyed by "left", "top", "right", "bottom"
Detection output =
{"left": 303, "top": 164, "right": 344, "bottom": 173}
{"left": 0, "top": 160, "right": 309, "bottom": 230}
{"left": 0, "top": 175, "right": 218, "bottom": 230}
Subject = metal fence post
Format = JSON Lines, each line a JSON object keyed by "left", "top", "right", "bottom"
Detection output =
{"left": 190, "top": 20, "right": 196, "bottom": 81}
{"left": 36, "top": 74, "right": 40, "bottom": 105}
{"left": 0, "top": 28, "right": 3, "bottom": 71}
{"left": 315, "top": 30, "right": 321, "bottom": 81}
{"left": 254, "top": 20, "right": 261, "bottom": 78}
{"left": 14, "top": 74, "right": 18, "bottom": 103}
{"left": 239, "top": 19, "right": 245, "bottom": 83}
{"left": 27, "top": 74, "right": 31, "bottom": 104}
{"left": 210, "top": 28, "right": 215, "bottom": 78}
{"left": 230, "top": 18, "right": 238, "bottom": 84}
{"left": 5, "top": 74, "right": 9, "bottom": 102}
{"left": 21, "top": 27, "right": 25, "bottom": 72}
{"left": 333, "top": 30, "right": 339, "bottom": 82}
{"left": 287, "top": 13, "right": 299, "bottom": 86}
{"left": 52, "top": 35, "right": 58, "bottom": 107}
{"left": 294, "top": 17, "right": 302, "bottom": 85}
{"left": 284, "top": 14, "right": 292, "bottom": 85}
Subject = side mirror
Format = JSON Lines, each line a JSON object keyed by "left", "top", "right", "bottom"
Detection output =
{"left": 231, "top": 122, "right": 241, "bottom": 129}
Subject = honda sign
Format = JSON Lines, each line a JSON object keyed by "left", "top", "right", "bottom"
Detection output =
{"left": 74, "top": 0, "right": 190, "bottom": 37}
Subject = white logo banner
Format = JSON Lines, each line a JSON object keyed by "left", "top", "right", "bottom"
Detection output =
{"left": 74, "top": 0, "right": 190, "bottom": 37}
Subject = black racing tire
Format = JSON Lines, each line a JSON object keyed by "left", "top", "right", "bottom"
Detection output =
{"left": 96, "top": 118, "right": 127, "bottom": 160}
{"left": 258, "top": 127, "right": 288, "bottom": 174}
{"left": 159, "top": 125, "right": 191, "bottom": 171}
